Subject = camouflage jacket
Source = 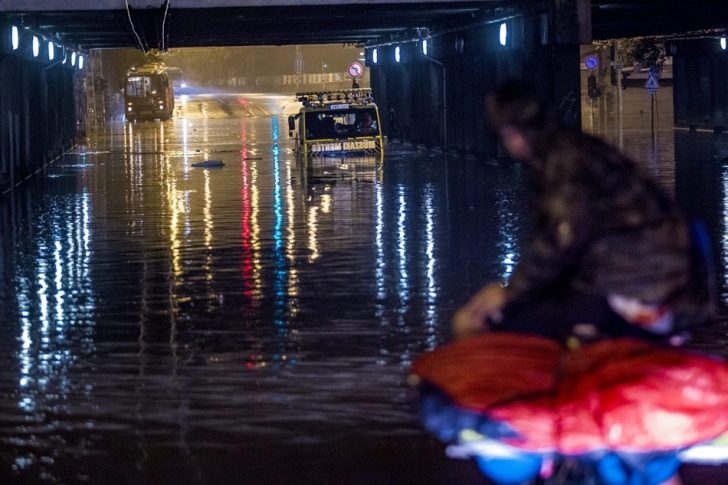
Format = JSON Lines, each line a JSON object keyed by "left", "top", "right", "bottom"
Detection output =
{"left": 505, "top": 130, "right": 711, "bottom": 325}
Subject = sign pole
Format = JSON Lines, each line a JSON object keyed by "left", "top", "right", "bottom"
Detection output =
{"left": 651, "top": 92, "right": 656, "bottom": 149}
{"left": 585, "top": 55, "right": 599, "bottom": 135}
{"left": 643, "top": 72, "right": 660, "bottom": 149}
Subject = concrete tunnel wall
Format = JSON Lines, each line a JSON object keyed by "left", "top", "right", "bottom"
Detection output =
{"left": 0, "top": 23, "right": 78, "bottom": 194}
{"left": 370, "top": 15, "right": 582, "bottom": 157}
{"left": 669, "top": 38, "right": 728, "bottom": 132}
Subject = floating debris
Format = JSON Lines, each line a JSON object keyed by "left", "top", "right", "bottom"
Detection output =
{"left": 191, "top": 160, "right": 225, "bottom": 168}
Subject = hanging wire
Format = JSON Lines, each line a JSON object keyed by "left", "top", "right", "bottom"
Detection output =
{"left": 125, "top": 0, "right": 148, "bottom": 53}
{"left": 161, "top": 0, "right": 171, "bottom": 52}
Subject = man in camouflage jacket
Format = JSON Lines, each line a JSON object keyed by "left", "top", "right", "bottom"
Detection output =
{"left": 453, "top": 81, "right": 714, "bottom": 342}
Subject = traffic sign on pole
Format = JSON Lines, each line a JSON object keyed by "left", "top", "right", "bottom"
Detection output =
{"left": 584, "top": 55, "right": 599, "bottom": 70}
{"left": 348, "top": 62, "right": 363, "bottom": 78}
{"left": 644, "top": 74, "right": 660, "bottom": 92}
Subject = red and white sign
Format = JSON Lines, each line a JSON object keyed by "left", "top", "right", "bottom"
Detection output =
{"left": 347, "top": 62, "right": 364, "bottom": 78}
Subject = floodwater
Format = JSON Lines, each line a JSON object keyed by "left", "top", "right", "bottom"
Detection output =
{"left": 0, "top": 89, "right": 726, "bottom": 484}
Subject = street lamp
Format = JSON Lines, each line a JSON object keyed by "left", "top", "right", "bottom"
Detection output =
{"left": 321, "top": 61, "right": 327, "bottom": 89}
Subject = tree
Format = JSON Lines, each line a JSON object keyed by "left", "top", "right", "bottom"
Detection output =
{"left": 618, "top": 37, "right": 666, "bottom": 70}
{"left": 593, "top": 37, "right": 667, "bottom": 71}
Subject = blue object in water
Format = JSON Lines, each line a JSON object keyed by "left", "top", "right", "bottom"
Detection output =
{"left": 597, "top": 453, "right": 680, "bottom": 485}
{"left": 191, "top": 160, "right": 225, "bottom": 168}
{"left": 475, "top": 452, "right": 542, "bottom": 485}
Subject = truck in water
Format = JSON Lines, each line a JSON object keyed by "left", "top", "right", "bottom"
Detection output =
{"left": 288, "top": 89, "right": 383, "bottom": 157}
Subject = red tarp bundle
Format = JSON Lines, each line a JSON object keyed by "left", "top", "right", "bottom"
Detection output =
{"left": 411, "top": 332, "right": 728, "bottom": 455}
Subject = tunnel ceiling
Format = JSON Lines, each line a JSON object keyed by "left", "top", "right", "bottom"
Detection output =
{"left": 2, "top": 0, "right": 728, "bottom": 52}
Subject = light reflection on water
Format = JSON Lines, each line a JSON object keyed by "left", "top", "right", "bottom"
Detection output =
{"left": 17, "top": 190, "right": 95, "bottom": 410}
{"left": 2, "top": 112, "right": 485, "bottom": 482}
{"left": 1, "top": 90, "right": 727, "bottom": 482}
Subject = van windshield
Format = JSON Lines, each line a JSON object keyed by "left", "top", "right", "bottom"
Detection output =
{"left": 304, "top": 108, "right": 378, "bottom": 140}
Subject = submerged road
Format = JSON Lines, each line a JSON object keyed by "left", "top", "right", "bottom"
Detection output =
{"left": 0, "top": 91, "right": 727, "bottom": 484}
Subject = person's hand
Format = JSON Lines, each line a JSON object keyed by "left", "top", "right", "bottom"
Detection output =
{"left": 452, "top": 283, "right": 506, "bottom": 340}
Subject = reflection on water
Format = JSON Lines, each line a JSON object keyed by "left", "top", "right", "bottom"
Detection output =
{"left": 587, "top": 84, "right": 728, "bottom": 309}
{"left": 1, "top": 111, "right": 484, "bottom": 482}
{"left": 1, "top": 179, "right": 96, "bottom": 476}
{"left": 1, "top": 90, "right": 727, "bottom": 482}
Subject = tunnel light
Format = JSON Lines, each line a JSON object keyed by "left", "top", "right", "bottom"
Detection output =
{"left": 11, "top": 26, "right": 19, "bottom": 50}
{"left": 722, "top": 37, "right": 727, "bottom": 50}
{"left": 71, "top": 52, "right": 76, "bottom": 66}
{"left": 48, "top": 41, "right": 54, "bottom": 61}
{"left": 499, "top": 23, "right": 508, "bottom": 46}
{"left": 395, "top": 46, "right": 401, "bottom": 63}
{"left": 32, "top": 36, "right": 39, "bottom": 57}
{"left": 422, "top": 39, "right": 429, "bottom": 55}
{"left": 78, "top": 55, "right": 84, "bottom": 69}
{"left": 372, "top": 48, "right": 378, "bottom": 64}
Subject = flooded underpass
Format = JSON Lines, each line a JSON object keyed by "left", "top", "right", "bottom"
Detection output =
{"left": 1, "top": 91, "right": 727, "bottom": 484}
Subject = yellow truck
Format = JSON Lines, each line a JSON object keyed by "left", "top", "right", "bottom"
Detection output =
{"left": 288, "top": 89, "right": 384, "bottom": 157}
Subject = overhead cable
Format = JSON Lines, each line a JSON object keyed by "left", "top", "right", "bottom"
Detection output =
{"left": 161, "top": 0, "right": 171, "bottom": 52}
{"left": 125, "top": 0, "right": 148, "bottom": 53}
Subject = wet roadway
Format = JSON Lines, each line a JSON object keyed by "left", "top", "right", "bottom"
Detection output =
{"left": 0, "top": 89, "right": 727, "bottom": 484}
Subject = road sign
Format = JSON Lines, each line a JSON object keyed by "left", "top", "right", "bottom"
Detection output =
{"left": 644, "top": 74, "right": 660, "bottom": 90}
{"left": 348, "top": 62, "right": 363, "bottom": 78}
{"left": 584, "top": 55, "right": 599, "bottom": 70}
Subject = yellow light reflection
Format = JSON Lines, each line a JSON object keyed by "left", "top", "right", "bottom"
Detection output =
{"left": 286, "top": 160, "right": 299, "bottom": 306}
{"left": 183, "top": 120, "right": 189, "bottom": 176}
{"left": 308, "top": 206, "right": 319, "bottom": 263}
{"left": 204, "top": 169, "right": 213, "bottom": 251}
{"left": 250, "top": 158, "right": 263, "bottom": 299}
{"left": 165, "top": 149, "right": 184, "bottom": 278}
{"left": 320, "top": 194, "right": 332, "bottom": 213}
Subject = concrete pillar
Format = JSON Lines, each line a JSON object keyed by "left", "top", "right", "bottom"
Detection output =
{"left": 668, "top": 38, "right": 728, "bottom": 131}
{"left": 551, "top": 0, "right": 592, "bottom": 45}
